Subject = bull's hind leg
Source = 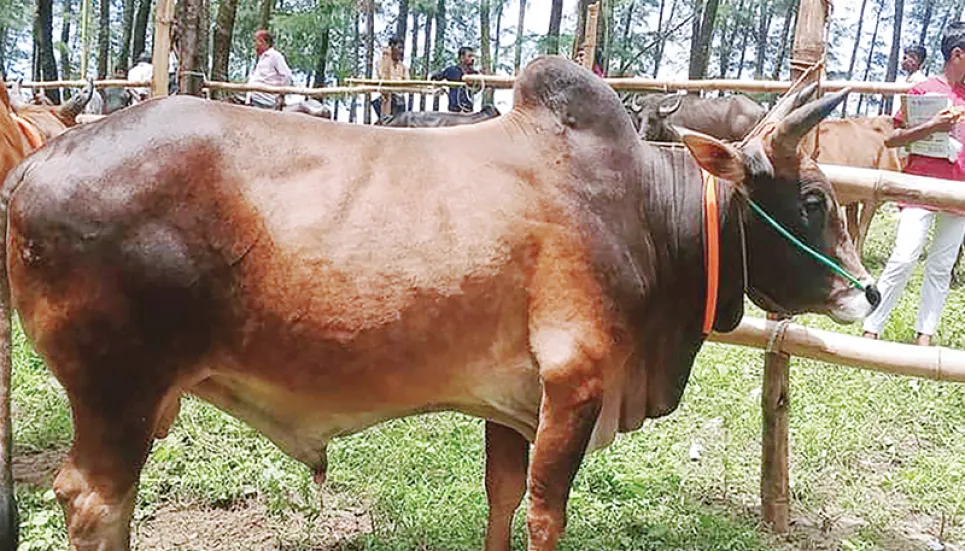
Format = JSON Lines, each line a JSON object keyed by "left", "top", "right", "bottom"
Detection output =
{"left": 484, "top": 422, "right": 529, "bottom": 551}
{"left": 53, "top": 378, "right": 175, "bottom": 551}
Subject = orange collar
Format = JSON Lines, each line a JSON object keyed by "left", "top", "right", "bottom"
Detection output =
{"left": 702, "top": 172, "right": 720, "bottom": 335}
{"left": 11, "top": 113, "right": 45, "bottom": 150}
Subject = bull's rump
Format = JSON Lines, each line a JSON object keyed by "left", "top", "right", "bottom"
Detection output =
{"left": 5, "top": 97, "right": 561, "bottom": 459}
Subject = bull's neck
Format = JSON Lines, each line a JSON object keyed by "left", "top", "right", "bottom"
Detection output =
{"left": 636, "top": 142, "right": 745, "bottom": 333}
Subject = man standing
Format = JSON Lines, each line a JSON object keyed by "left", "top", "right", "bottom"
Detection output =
{"left": 431, "top": 47, "right": 477, "bottom": 113}
{"left": 374, "top": 36, "right": 409, "bottom": 118}
{"left": 863, "top": 23, "right": 965, "bottom": 346}
{"left": 127, "top": 53, "right": 154, "bottom": 103}
{"left": 247, "top": 29, "right": 293, "bottom": 109}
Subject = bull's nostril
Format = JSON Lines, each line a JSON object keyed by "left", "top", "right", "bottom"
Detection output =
{"left": 865, "top": 284, "right": 881, "bottom": 310}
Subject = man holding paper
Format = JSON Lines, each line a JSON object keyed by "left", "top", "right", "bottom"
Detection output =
{"left": 863, "top": 22, "right": 965, "bottom": 346}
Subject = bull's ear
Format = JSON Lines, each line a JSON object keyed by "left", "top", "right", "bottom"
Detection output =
{"left": 679, "top": 128, "right": 745, "bottom": 183}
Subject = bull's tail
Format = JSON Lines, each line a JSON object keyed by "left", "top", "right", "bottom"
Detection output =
{"left": 0, "top": 162, "right": 22, "bottom": 550}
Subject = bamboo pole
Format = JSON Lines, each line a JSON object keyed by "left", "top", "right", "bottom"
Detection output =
{"left": 760, "top": 313, "right": 791, "bottom": 533}
{"left": 708, "top": 317, "right": 965, "bottom": 382}
{"left": 345, "top": 78, "right": 466, "bottom": 88}
{"left": 203, "top": 81, "right": 441, "bottom": 96}
{"left": 819, "top": 164, "right": 965, "bottom": 211}
{"left": 462, "top": 75, "right": 913, "bottom": 94}
{"left": 582, "top": 2, "right": 600, "bottom": 71}
{"left": 7, "top": 79, "right": 147, "bottom": 89}
{"left": 152, "top": 0, "right": 176, "bottom": 97}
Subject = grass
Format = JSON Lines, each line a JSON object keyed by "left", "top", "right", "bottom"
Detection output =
{"left": 11, "top": 203, "right": 965, "bottom": 550}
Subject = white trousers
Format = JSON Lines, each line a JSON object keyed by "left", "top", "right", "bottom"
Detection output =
{"left": 863, "top": 207, "right": 965, "bottom": 336}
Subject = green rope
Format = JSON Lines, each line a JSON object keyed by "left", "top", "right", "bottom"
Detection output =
{"left": 747, "top": 199, "right": 865, "bottom": 289}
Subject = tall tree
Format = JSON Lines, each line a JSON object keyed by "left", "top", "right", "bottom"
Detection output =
{"left": 856, "top": 0, "right": 885, "bottom": 114}
{"left": 734, "top": 10, "right": 751, "bottom": 77}
{"left": 199, "top": 0, "right": 209, "bottom": 75}
{"left": 0, "top": 24, "right": 7, "bottom": 77}
{"left": 96, "top": 0, "right": 109, "bottom": 77}
{"left": 364, "top": 0, "right": 375, "bottom": 123}
{"left": 118, "top": 0, "right": 135, "bottom": 70}
{"left": 179, "top": 0, "right": 203, "bottom": 95}
{"left": 350, "top": 5, "right": 359, "bottom": 122}
{"left": 420, "top": 7, "right": 432, "bottom": 109}
{"left": 770, "top": 0, "right": 796, "bottom": 80}
{"left": 60, "top": 0, "right": 72, "bottom": 78}
{"left": 652, "top": 0, "right": 678, "bottom": 77}
{"left": 259, "top": 0, "right": 273, "bottom": 30}
{"left": 688, "top": 0, "right": 720, "bottom": 79}
{"left": 408, "top": 10, "right": 418, "bottom": 108}
{"left": 514, "top": 0, "right": 526, "bottom": 72}
{"left": 493, "top": 0, "right": 503, "bottom": 71}
{"left": 210, "top": 0, "right": 238, "bottom": 89}
{"left": 397, "top": 0, "right": 408, "bottom": 41}
{"left": 432, "top": 0, "right": 446, "bottom": 110}
{"left": 37, "top": 0, "right": 60, "bottom": 101}
{"left": 572, "top": 0, "right": 591, "bottom": 58}
{"left": 481, "top": 0, "right": 492, "bottom": 103}
{"left": 841, "top": 0, "right": 868, "bottom": 115}
{"left": 752, "top": 0, "right": 772, "bottom": 79}
{"left": 546, "top": 0, "right": 562, "bottom": 54}
{"left": 313, "top": 26, "right": 330, "bottom": 87}
{"left": 882, "top": 0, "right": 904, "bottom": 114}
{"left": 132, "top": 0, "right": 152, "bottom": 59}
{"left": 918, "top": 0, "right": 934, "bottom": 47}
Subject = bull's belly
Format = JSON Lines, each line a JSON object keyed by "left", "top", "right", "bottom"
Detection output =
{"left": 184, "top": 352, "right": 543, "bottom": 468}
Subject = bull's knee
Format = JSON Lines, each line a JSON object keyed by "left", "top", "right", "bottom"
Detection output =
{"left": 54, "top": 461, "right": 136, "bottom": 551}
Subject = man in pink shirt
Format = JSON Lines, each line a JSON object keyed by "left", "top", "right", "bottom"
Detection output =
{"left": 247, "top": 29, "right": 293, "bottom": 109}
{"left": 863, "top": 22, "right": 965, "bottom": 346}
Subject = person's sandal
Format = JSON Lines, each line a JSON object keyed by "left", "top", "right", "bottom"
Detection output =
{"left": 915, "top": 332, "right": 932, "bottom": 346}
{"left": 862, "top": 331, "right": 879, "bottom": 340}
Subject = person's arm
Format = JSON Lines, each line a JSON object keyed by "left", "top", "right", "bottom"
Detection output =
{"left": 885, "top": 110, "right": 959, "bottom": 148}
{"left": 275, "top": 53, "right": 293, "bottom": 86}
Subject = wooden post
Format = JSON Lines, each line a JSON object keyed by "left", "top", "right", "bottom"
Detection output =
{"left": 178, "top": 0, "right": 204, "bottom": 96}
{"left": 582, "top": 2, "right": 600, "bottom": 71}
{"left": 151, "top": 0, "right": 176, "bottom": 97}
{"left": 761, "top": 313, "right": 791, "bottom": 533}
{"left": 759, "top": 0, "right": 828, "bottom": 535}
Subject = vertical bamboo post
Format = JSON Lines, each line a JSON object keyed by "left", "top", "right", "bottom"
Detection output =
{"left": 761, "top": 313, "right": 791, "bottom": 533}
{"left": 151, "top": 0, "right": 176, "bottom": 97}
{"left": 582, "top": 2, "right": 600, "bottom": 71}
{"left": 758, "top": 0, "right": 828, "bottom": 535}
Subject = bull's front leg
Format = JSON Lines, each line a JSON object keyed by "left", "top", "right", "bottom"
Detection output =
{"left": 525, "top": 329, "right": 605, "bottom": 551}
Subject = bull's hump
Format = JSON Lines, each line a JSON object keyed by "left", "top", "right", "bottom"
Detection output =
{"left": 512, "top": 56, "right": 637, "bottom": 143}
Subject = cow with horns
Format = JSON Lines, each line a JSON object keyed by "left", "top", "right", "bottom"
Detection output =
{"left": 0, "top": 57, "right": 876, "bottom": 551}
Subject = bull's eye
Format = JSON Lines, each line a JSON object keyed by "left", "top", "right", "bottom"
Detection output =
{"left": 802, "top": 193, "right": 826, "bottom": 224}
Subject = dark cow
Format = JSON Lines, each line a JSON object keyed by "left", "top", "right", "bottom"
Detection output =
{"left": 627, "top": 92, "right": 766, "bottom": 142}
{"left": 379, "top": 104, "right": 501, "bottom": 127}
{"left": 0, "top": 58, "right": 874, "bottom": 551}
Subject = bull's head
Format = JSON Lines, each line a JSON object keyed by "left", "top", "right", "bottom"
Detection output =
{"left": 682, "top": 84, "right": 877, "bottom": 323}
{"left": 636, "top": 93, "right": 686, "bottom": 142}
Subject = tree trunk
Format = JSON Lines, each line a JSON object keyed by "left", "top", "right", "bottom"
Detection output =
{"left": 621, "top": 0, "right": 634, "bottom": 60}
{"left": 546, "top": 0, "right": 563, "bottom": 54}
{"left": 857, "top": 0, "right": 884, "bottom": 115}
{"left": 514, "top": 0, "right": 526, "bottom": 73}
{"left": 200, "top": 0, "right": 209, "bottom": 76}
{"left": 397, "top": 0, "right": 409, "bottom": 42}
{"left": 841, "top": 0, "right": 868, "bottom": 115}
{"left": 132, "top": 0, "right": 152, "bottom": 59}
{"left": 432, "top": 0, "right": 446, "bottom": 110}
{"left": 735, "top": 11, "right": 751, "bottom": 78}
{"left": 688, "top": 0, "right": 719, "bottom": 79}
{"left": 97, "top": 0, "right": 109, "bottom": 77}
{"left": 259, "top": 0, "right": 273, "bottom": 30}
{"left": 571, "top": 0, "right": 591, "bottom": 59}
{"left": 60, "top": 0, "right": 72, "bottom": 76}
{"left": 350, "top": 6, "right": 359, "bottom": 122}
{"left": 211, "top": 0, "right": 238, "bottom": 94}
{"left": 313, "top": 26, "right": 330, "bottom": 87}
{"left": 493, "top": 0, "right": 503, "bottom": 71}
{"left": 117, "top": 0, "right": 135, "bottom": 71}
{"left": 364, "top": 0, "right": 375, "bottom": 123}
{"left": 179, "top": 0, "right": 203, "bottom": 95}
{"left": 918, "top": 0, "right": 933, "bottom": 47}
{"left": 881, "top": 0, "right": 904, "bottom": 114}
{"left": 752, "top": 0, "right": 771, "bottom": 80}
{"left": 409, "top": 11, "right": 419, "bottom": 108}
{"left": 652, "top": 0, "right": 676, "bottom": 76}
{"left": 770, "top": 0, "right": 796, "bottom": 80}
{"left": 37, "top": 0, "right": 61, "bottom": 101}
{"left": 421, "top": 8, "right": 433, "bottom": 109}
{"left": 481, "top": 0, "right": 492, "bottom": 104}
{"left": 0, "top": 24, "right": 7, "bottom": 78}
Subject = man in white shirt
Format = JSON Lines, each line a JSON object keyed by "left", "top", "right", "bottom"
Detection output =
{"left": 127, "top": 54, "right": 154, "bottom": 102}
{"left": 247, "top": 29, "right": 293, "bottom": 109}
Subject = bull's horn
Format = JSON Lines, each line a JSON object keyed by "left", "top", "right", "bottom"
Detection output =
{"left": 10, "top": 80, "right": 27, "bottom": 110}
{"left": 657, "top": 94, "right": 683, "bottom": 117}
{"left": 766, "top": 82, "right": 820, "bottom": 122}
{"left": 59, "top": 80, "right": 94, "bottom": 118}
{"left": 771, "top": 87, "right": 851, "bottom": 156}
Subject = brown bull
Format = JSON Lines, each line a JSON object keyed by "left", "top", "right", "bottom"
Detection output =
{"left": 808, "top": 116, "right": 902, "bottom": 256}
{"left": 7, "top": 80, "right": 93, "bottom": 140}
{"left": 0, "top": 58, "right": 875, "bottom": 551}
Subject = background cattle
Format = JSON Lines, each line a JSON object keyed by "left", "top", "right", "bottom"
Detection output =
{"left": 625, "top": 92, "right": 767, "bottom": 142}
{"left": 0, "top": 60, "right": 873, "bottom": 551}
{"left": 378, "top": 104, "right": 501, "bottom": 127}
{"left": 7, "top": 80, "right": 92, "bottom": 140}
